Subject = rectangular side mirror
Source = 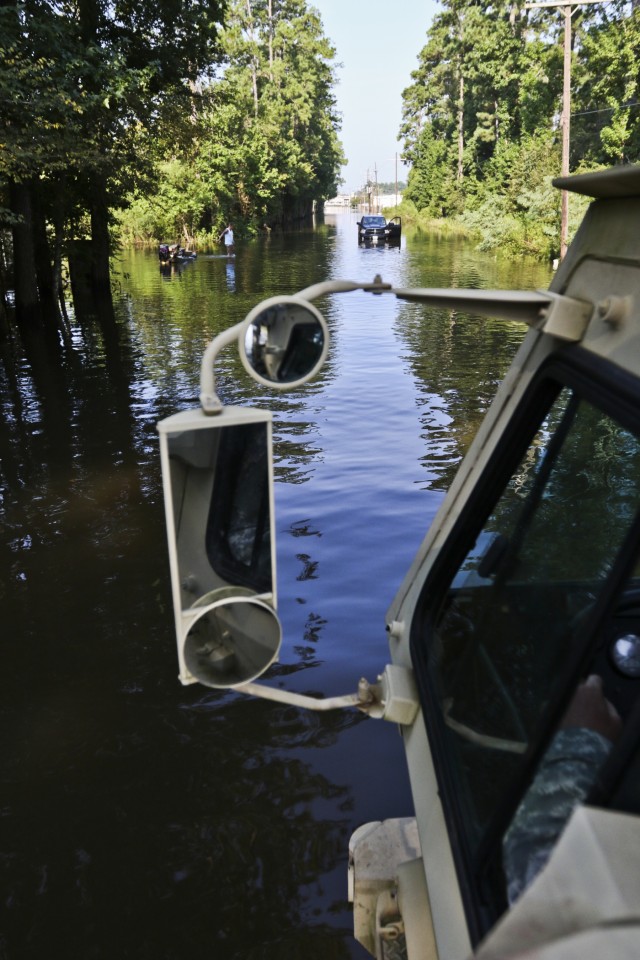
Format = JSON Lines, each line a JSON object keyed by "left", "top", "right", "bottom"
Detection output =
{"left": 158, "top": 406, "right": 276, "bottom": 684}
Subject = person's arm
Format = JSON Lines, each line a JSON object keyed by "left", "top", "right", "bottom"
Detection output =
{"left": 503, "top": 675, "right": 621, "bottom": 904}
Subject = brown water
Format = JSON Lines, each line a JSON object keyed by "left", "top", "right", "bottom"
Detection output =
{"left": 0, "top": 212, "right": 552, "bottom": 959}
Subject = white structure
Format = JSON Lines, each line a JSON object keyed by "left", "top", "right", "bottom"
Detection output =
{"left": 325, "top": 194, "right": 352, "bottom": 207}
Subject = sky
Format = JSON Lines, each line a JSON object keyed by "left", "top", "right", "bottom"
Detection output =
{"left": 312, "top": 0, "right": 440, "bottom": 193}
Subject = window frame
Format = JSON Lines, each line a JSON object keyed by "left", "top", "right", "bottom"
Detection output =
{"left": 410, "top": 347, "right": 640, "bottom": 942}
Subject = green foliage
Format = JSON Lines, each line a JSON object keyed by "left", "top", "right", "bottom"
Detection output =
{"left": 404, "top": 127, "right": 459, "bottom": 217}
{"left": 206, "top": 0, "right": 344, "bottom": 227}
{"left": 0, "top": 0, "right": 227, "bottom": 298}
{"left": 576, "top": 7, "right": 640, "bottom": 164}
{"left": 377, "top": 181, "right": 407, "bottom": 193}
{"left": 117, "top": 160, "right": 212, "bottom": 243}
{"left": 116, "top": 0, "right": 345, "bottom": 242}
{"left": 401, "top": 0, "right": 640, "bottom": 258}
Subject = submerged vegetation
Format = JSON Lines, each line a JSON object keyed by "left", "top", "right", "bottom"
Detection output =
{"left": 400, "top": 0, "right": 640, "bottom": 258}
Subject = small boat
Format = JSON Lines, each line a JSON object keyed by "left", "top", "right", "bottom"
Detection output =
{"left": 356, "top": 214, "right": 401, "bottom": 246}
{"left": 159, "top": 243, "right": 197, "bottom": 264}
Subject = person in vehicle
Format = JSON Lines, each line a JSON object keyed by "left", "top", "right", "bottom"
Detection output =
{"left": 503, "top": 674, "right": 622, "bottom": 904}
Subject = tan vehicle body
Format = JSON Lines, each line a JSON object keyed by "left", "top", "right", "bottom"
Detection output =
{"left": 355, "top": 167, "right": 640, "bottom": 960}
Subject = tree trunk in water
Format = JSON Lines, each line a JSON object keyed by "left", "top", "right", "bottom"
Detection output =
{"left": 9, "top": 181, "right": 41, "bottom": 326}
{"left": 52, "top": 193, "right": 71, "bottom": 332}
{"left": 77, "top": 0, "right": 115, "bottom": 317}
{"left": 89, "top": 185, "right": 113, "bottom": 310}
{"left": 0, "top": 233, "right": 11, "bottom": 340}
{"left": 31, "top": 185, "right": 61, "bottom": 328}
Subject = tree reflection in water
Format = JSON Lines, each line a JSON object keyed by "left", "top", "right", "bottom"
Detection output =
{"left": 0, "top": 254, "right": 363, "bottom": 957}
{"left": 3, "top": 674, "right": 364, "bottom": 958}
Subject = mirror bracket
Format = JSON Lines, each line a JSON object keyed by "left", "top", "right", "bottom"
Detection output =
{"left": 235, "top": 677, "right": 375, "bottom": 712}
{"left": 199, "top": 277, "right": 392, "bottom": 412}
{"left": 296, "top": 275, "right": 392, "bottom": 301}
{"left": 393, "top": 287, "right": 592, "bottom": 341}
{"left": 235, "top": 664, "right": 419, "bottom": 725}
{"left": 200, "top": 319, "right": 246, "bottom": 414}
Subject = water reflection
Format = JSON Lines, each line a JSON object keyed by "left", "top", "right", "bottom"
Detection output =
{"left": 4, "top": 688, "right": 360, "bottom": 958}
{"left": 1, "top": 210, "right": 552, "bottom": 959}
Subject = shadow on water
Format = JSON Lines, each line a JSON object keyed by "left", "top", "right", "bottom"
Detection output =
{"left": 1, "top": 217, "right": 552, "bottom": 959}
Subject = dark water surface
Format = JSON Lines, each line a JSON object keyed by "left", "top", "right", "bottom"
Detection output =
{"left": 1, "top": 213, "right": 552, "bottom": 959}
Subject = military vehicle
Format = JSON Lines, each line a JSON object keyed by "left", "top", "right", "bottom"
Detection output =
{"left": 158, "top": 164, "right": 640, "bottom": 959}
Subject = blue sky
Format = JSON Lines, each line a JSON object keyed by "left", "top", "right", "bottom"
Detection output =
{"left": 313, "top": 0, "right": 439, "bottom": 192}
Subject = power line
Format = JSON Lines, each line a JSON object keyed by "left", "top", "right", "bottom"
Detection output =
{"left": 572, "top": 101, "right": 640, "bottom": 118}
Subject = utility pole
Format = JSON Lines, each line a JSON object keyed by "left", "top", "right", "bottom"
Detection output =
{"left": 525, "top": 0, "right": 611, "bottom": 260}
{"left": 395, "top": 152, "right": 398, "bottom": 208}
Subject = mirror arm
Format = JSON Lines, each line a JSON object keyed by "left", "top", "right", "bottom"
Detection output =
{"left": 297, "top": 276, "right": 392, "bottom": 302}
{"left": 235, "top": 677, "right": 377, "bottom": 712}
{"left": 199, "top": 319, "right": 246, "bottom": 414}
{"left": 393, "top": 288, "right": 592, "bottom": 340}
{"left": 236, "top": 664, "right": 419, "bottom": 725}
{"left": 200, "top": 280, "right": 392, "bottom": 411}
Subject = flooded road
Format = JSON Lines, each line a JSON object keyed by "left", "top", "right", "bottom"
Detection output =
{"left": 1, "top": 211, "right": 552, "bottom": 958}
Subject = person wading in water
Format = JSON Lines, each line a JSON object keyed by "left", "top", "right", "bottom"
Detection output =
{"left": 219, "top": 223, "right": 235, "bottom": 256}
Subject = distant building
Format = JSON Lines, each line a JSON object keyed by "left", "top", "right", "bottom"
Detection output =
{"left": 325, "top": 194, "right": 352, "bottom": 207}
{"left": 377, "top": 193, "right": 402, "bottom": 209}
{"left": 325, "top": 191, "right": 403, "bottom": 210}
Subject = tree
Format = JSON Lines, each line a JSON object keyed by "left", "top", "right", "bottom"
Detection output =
{"left": 94, "top": 0, "right": 345, "bottom": 243}
{"left": 575, "top": 5, "right": 640, "bottom": 164}
{"left": 206, "top": 0, "right": 345, "bottom": 228}
{"left": 400, "top": 0, "right": 639, "bottom": 257}
{"left": 0, "top": 0, "right": 226, "bottom": 326}
{"left": 400, "top": 0, "right": 526, "bottom": 213}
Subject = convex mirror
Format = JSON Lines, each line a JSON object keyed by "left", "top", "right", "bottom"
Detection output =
{"left": 184, "top": 589, "right": 282, "bottom": 688}
{"left": 239, "top": 296, "right": 328, "bottom": 389}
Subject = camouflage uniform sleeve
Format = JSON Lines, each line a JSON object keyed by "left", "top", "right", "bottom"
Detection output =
{"left": 502, "top": 727, "right": 612, "bottom": 905}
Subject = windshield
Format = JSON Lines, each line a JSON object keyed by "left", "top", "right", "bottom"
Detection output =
{"left": 361, "top": 216, "right": 386, "bottom": 227}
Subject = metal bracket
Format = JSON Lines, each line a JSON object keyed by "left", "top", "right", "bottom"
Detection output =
{"left": 362, "top": 665, "right": 420, "bottom": 725}
{"left": 234, "top": 664, "right": 419, "bottom": 725}
{"left": 392, "top": 287, "right": 592, "bottom": 342}
{"left": 535, "top": 290, "right": 593, "bottom": 341}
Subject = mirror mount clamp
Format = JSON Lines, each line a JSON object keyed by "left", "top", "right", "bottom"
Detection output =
{"left": 200, "top": 391, "right": 223, "bottom": 415}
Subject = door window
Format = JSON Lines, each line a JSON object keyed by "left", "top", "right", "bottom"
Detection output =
{"left": 413, "top": 367, "right": 640, "bottom": 933}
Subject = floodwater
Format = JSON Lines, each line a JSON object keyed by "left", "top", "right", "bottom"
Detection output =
{"left": 0, "top": 211, "right": 552, "bottom": 959}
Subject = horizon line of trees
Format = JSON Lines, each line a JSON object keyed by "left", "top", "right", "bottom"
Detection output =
{"left": 399, "top": 0, "right": 640, "bottom": 257}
